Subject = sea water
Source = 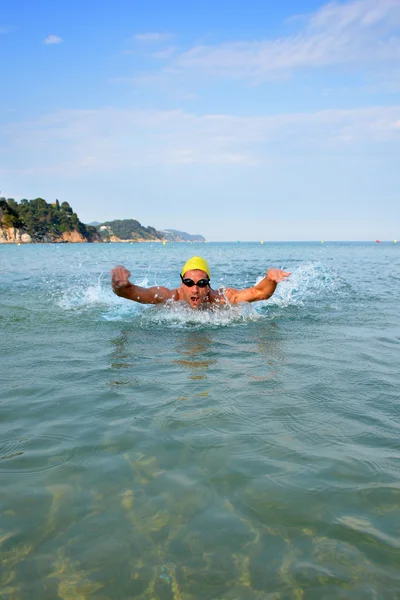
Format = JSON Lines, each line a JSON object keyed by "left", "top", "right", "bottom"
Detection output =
{"left": 0, "top": 241, "right": 399, "bottom": 599}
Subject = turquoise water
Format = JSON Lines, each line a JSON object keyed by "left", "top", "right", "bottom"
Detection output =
{"left": 1, "top": 242, "right": 399, "bottom": 599}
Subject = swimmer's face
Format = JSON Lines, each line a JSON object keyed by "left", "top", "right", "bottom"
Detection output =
{"left": 180, "top": 269, "right": 210, "bottom": 309}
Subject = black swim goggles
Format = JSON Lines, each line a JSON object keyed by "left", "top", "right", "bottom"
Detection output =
{"left": 180, "top": 274, "right": 210, "bottom": 288}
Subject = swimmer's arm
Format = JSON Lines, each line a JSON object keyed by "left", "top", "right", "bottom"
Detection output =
{"left": 111, "top": 265, "right": 177, "bottom": 304}
{"left": 114, "top": 283, "right": 177, "bottom": 304}
{"left": 224, "top": 268, "right": 291, "bottom": 304}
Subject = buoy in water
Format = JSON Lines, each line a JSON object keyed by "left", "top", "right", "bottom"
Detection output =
{"left": 376, "top": 239, "right": 381, "bottom": 243}
{"left": 261, "top": 241, "right": 264, "bottom": 244}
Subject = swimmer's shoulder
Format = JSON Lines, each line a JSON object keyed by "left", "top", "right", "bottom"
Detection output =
{"left": 208, "top": 287, "right": 233, "bottom": 305}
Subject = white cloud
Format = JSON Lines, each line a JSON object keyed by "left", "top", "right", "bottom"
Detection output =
{"left": 308, "top": 0, "right": 400, "bottom": 30}
{"left": 134, "top": 32, "right": 172, "bottom": 43}
{"left": 43, "top": 34, "right": 63, "bottom": 45}
{"left": 151, "top": 46, "right": 178, "bottom": 60}
{"left": 132, "top": 0, "right": 400, "bottom": 83}
{"left": 2, "top": 105, "right": 400, "bottom": 177}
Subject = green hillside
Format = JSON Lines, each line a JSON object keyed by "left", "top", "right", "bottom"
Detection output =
{"left": 97, "top": 219, "right": 163, "bottom": 241}
{"left": 0, "top": 197, "right": 98, "bottom": 242}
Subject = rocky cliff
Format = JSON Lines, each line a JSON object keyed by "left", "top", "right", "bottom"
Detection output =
{"left": 0, "top": 226, "right": 90, "bottom": 244}
{"left": 0, "top": 227, "right": 32, "bottom": 244}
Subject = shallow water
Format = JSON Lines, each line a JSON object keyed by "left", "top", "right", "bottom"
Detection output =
{"left": 1, "top": 241, "right": 399, "bottom": 599}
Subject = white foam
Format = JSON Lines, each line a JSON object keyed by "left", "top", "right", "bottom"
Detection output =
{"left": 139, "top": 301, "right": 262, "bottom": 329}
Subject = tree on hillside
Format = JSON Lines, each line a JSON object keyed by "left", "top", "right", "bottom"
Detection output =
{"left": 100, "top": 219, "right": 164, "bottom": 240}
{"left": 0, "top": 199, "right": 22, "bottom": 228}
{"left": 0, "top": 197, "right": 96, "bottom": 242}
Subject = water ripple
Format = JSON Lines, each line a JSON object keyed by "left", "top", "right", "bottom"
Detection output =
{"left": 0, "top": 433, "right": 86, "bottom": 480}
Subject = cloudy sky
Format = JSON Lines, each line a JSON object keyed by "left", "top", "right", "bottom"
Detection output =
{"left": 1, "top": 0, "right": 399, "bottom": 240}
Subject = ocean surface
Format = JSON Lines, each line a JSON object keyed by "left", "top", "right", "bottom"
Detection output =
{"left": 1, "top": 241, "right": 399, "bottom": 600}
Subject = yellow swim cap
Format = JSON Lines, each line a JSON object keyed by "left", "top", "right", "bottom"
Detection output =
{"left": 181, "top": 256, "right": 210, "bottom": 278}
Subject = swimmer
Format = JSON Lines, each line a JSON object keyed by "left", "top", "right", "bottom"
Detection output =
{"left": 111, "top": 256, "right": 290, "bottom": 309}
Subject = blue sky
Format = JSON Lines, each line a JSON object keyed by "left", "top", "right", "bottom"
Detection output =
{"left": 1, "top": 0, "right": 400, "bottom": 241}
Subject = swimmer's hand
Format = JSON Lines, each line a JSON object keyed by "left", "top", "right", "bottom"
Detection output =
{"left": 266, "top": 268, "right": 291, "bottom": 283}
{"left": 111, "top": 265, "right": 131, "bottom": 289}
{"left": 111, "top": 265, "right": 176, "bottom": 304}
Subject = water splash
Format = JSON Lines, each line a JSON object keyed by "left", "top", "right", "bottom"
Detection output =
{"left": 56, "top": 276, "right": 149, "bottom": 316}
{"left": 53, "top": 263, "right": 347, "bottom": 327}
{"left": 265, "top": 262, "right": 348, "bottom": 308}
{"left": 140, "top": 301, "right": 261, "bottom": 329}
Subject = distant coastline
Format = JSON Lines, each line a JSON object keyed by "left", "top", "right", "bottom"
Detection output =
{"left": 0, "top": 197, "right": 205, "bottom": 244}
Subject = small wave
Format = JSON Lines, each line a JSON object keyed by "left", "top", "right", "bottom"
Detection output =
{"left": 0, "top": 438, "right": 25, "bottom": 462}
{"left": 336, "top": 515, "right": 400, "bottom": 549}
{"left": 0, "top": 433, "right": 87, "bottom": 480}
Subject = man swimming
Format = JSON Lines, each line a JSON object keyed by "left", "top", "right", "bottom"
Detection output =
{"left": 111, "top": 256, "right": 290, "bottom": 309}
